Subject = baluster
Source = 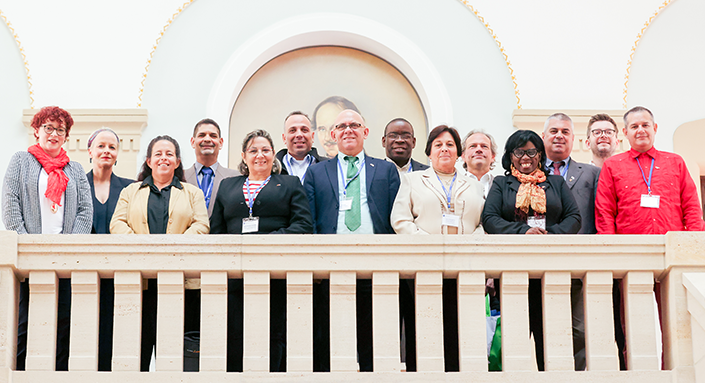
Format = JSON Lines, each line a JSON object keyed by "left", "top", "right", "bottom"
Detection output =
{"left": 500, "top": 271, "right": 534, "bottom": 371}
{"left": 287, "top": 271, "right": 313, "bottom": 372}
{"left": 26, "top": 271, "right": 58, "bottom": 371}
{"left": 542, "top": 271, "right": 574, "bottom": 370}
{"left": 457, "top": 271, "right": 487, "bottom": 371}
{"left": 624, "top": 271, "right": 659, "bottom": 370}
{"left": 156, "top": 271, "right": 184, "bottom": 371}
{"left": 329, "top": 271, "right": 357, "bottom": 372}
{"left": 0, "top": 267, "right": 19, "bottom": 371}
{"left": 373, "top": 271, "right": 400, "bottom": 372}
{"left": 243, "top": 271, "right": 269, "bottom": 372}
{"left": 112, "top": 271, "right": 142, "bottom": 371}
{"left": 415, "top": 271, "right": 444, "bottom": 371}
{"left": 200, "top": 271, "right": 228, "bottom": 371}
{"left": 68, "top": 271, "right": 100, "bottom": 371}
{"left": 583, "top": 271, "right": 619, "bottom": 370}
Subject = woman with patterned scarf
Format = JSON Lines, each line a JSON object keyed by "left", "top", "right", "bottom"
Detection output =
{"left": 481, "top": 129, "right": 580, "bottom": 370}
{"left": 2, "top": 106, "right": 93, "bottom": 371}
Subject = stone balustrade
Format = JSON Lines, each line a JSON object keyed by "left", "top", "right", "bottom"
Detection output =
{"left": 1, "top": 231, "right": 705, "bottom": 382}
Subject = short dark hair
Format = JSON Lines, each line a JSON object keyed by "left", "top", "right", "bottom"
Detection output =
{"left": 424, "top": 125, "right": 463, "bottom": 157}
{"left": 192, "top": 118, "right": 221, "bottom": 137}
{"left": 138, "top": 135, "right": 185, "bottom": 182}
{"left": 586, "top": 113, "right": 617, "bottom": 137}
{"left": 384, "top": 118, "right": 414, "bottom": 136}
{"left": 284, "top": 111, "right": 310, "bottom": 123}
{"left": 238, "top": 129, "right": 282, "bottom": 176}
{"left": 623, "top": 106, "right": 654, "bottom": 127}
{"left": 311, "top": 96, "right": 361, "bottom": 129}
{"left": 501, "top": 130, "right": 547, "bottom": 176}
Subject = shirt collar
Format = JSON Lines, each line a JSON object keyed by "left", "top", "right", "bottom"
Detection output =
{"left": 385, "top": 157, "right": 411, "bottom": 172}
{"left": 628, "top": 146, "right": 658, "bottom": 159}
{"left": 140, "top": 175, "right": 183, "bottom": 191}
{"left": 195, "top": 161, "right": 219, "bottom": 174}
{"left": 338, "top": 150, "right": 365, "bottom": 164}
{"left": 546, "top": 156, "right": 570, "bottom": 167}
{"left": 467, "top": 171, "right": 491, "bottom": 183}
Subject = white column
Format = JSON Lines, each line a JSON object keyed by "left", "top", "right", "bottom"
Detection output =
{"left": 542, "top": 271, "right": 574, "bottom": 371}
{"left": 500, "top": 271, "right": 534, "bottom": 371}
{"left": 583, "top": 271, "right": 619, "bottom": 370}
{"left": 329, "top": 271, "right": 357, "bottom": 372}
{"left": 0, "top": 267, "right": 19, "bottom": 373}
{"left": 156, "top": 271, "right": 184, "bottom": 371}
{"left": 25, "top": 271, "right": 58, "bottom": 371}
{"left": 68, "top": 271, "right": 100, "bottom": 371}
{"left": 243, "top": 271, "right": 269, "bottom": 372}
{"left": 200, "top": 271, "right": 228, "bottom": 372}
{"left": 287, "top": 271, "right": 312, "bottom": 372}
{"left": 112, "top": 271, "right": 142, "bottom": 371}
{"left": 372, "top": 271, "right": 400, "bottom": 372}
{"left": 415, "top": 271, "right": 444, "bottom": 372}
{"left": 624, "top": 271, "right": 659, "bottom": 370}
{"left": 457, "top": 271, "right": 487, "bottom": 371}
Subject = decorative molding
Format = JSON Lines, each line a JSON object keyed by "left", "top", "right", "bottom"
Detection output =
{"left": 622, "top": 0, "right": 674, "bottom": 108}
{"left": 0, "top": 8, "right": 34, "bottom": 108}
{"left": 456, "top": 1, "right": 521, "bottom": 109}
{"left": 137, "top": 0, "right": 195, "bottom": 107}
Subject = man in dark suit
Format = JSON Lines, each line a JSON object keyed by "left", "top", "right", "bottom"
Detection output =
{"left": 382, "top": 118, "right": 428, "bottom": 174}
{"left": 304, "top": 109, "right": 400, "bottom": 372}
{"left": 542, "top": 112, "right": 600, "bottom": 371}
{"left": 184, "top": 118, "right": 240, "bottom": 218}
{"left": 275, "top": 111, "right": 324, "bottom": 183}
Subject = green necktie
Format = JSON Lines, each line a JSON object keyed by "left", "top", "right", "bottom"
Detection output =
{"left": 344, "top": 156, "right": 361, "bottom": 231}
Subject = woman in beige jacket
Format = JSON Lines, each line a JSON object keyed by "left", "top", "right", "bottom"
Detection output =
{"left": 391, "top": 125, "right": 485, "bottom": 235}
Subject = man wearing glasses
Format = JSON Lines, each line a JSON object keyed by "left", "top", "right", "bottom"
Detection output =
{"left": 586, "top": 113, "right": 620, "bottom": 168}
{"left": 382, "top": 118, "right": 428, "bottom": 174}
{"left": 304, "top": 109, "right": 400, "bottom": 372}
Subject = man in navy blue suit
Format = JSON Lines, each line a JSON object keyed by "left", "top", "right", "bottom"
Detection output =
{"left": 304, "top": 109, "right": 400, "bottom": 372}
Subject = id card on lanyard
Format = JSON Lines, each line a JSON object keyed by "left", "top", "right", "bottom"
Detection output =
{"left": 436, "top": 173, "right": 460, "bottom": 227}
{"left": 636, "top": 157, "right": 660, "bottom": 209}
{"left": 242, "top": 176, "right": 271, "bottom": 233}
{"left": 337, "top": 157, "right": 364, "bottom": 211}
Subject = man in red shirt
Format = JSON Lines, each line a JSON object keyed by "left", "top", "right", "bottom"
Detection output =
{"left": 595, "top": 106, "right": 704, "bottom": 234}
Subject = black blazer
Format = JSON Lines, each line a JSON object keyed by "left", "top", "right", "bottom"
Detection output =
{"left": 86, "top": 171, "right": 134, "bottom": 234}
{"left": 210, "top": 174, "right": 313, "bottom": 234}
{"left": 410, "top": 159, "right": 429, "bottom": 172}
{"left": 481, "top": 174, "right": 581, "bottom": 234}
{"left": 303, "top": 155, "right": 400, "bottom": 234}
{"left": 275, "top": 148, "right": 325, "bottom": 176}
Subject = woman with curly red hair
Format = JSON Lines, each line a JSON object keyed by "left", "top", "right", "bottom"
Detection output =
{"left": 2, "top": 106, "right": 93, "bottom": 370}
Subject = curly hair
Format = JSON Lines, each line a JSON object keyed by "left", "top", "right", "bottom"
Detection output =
{"left": 31, "top": 106, "right": 74, "bottom": 138}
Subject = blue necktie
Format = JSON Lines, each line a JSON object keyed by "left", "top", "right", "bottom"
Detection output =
{"left": 200, "top": 166, "right": 214, "bottom": 208}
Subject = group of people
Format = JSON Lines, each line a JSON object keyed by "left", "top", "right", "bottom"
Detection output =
{"left": 2, "top": 104, "right": 703, "bottom": 372}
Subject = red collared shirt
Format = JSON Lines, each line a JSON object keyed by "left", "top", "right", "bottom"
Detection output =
{"left": 595, "top": 147, "right": 705, "bottom": 234}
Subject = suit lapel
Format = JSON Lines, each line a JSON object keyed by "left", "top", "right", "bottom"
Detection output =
{"left": 421, "top": 169, "right": 449, "bottom": 207}
{"left": 565, "top": 158, "right": 583, "bottom": 189}
{"left": 324, "top": 159, "right": 338, "bottom": 197}
{"left": 107, "top": 173, "right": 123, "bottom": 214}
{"left": 365, "top": 155, "right": 376, "bottom": 194}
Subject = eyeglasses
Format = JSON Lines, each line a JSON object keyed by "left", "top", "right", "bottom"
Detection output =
{"left": 334, "top": 122, "right": 363, "bottom": 131}
{"left": 42, "top": 124, "right": 67, "bottom": 136}
{"left": 246, "top": 147, "right": 273, "bottom": 156}
{"left": 386, "top": 132, "right": 413, "bottom": 140}
{"left": 590, "top": 129, "right": 616, "bottom": 137}
{"left": 512, "top": 148, "right": 539, "bottom": 158}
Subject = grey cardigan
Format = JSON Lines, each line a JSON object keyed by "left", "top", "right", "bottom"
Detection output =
{"left": 2, "top": 151, "right": 93, "bottom": 234}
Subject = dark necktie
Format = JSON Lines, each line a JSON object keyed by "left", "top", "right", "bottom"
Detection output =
{"left": 200, "top": 166, "right": 214, "bottom": 208}
{"left": 344, "top": 156, "right": 361, "bottom": 231}
{"left": 552, "top": 161, "right": 565, "bottom": 177}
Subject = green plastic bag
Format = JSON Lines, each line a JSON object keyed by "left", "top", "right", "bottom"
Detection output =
{"left": 489, "top": 317, "right": 502, "bottom": 371}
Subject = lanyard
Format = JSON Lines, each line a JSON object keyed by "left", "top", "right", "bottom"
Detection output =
{"left": 196, "top": 168, "right": 215, "bottom": 205}
{"left": 286, "top": 153, "right": 314, "bottom": 182}
{"left": 245, "top": 176, "right": 271, "bottom": 217}
{"left": 407, "top": 162, "right": 413, "bottom": 173}
{"left": 636, "top": 157, "right": 655, "bottom": 195}
{"left": 435, "top": 172, "right": 457, "bottom": 209}
{"left": 337, "top": 157, "right": 365, "bottom": 196}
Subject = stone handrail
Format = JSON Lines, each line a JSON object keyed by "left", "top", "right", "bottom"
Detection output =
{"left": 0, "top": 231, "right": 704, "bottom": 382}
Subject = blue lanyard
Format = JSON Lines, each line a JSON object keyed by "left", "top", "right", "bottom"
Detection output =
{"left": 196, "top": 168, "right": 215, "bottom": 204}
{"left": 337, "top": 157, "right": 365, "bottom": 197}
{"left": 286, "top": 154, "right": 314, "bottom": 183}
{"left": 245, "top": 176, "right": 271, "bottom": 217}
{"left": 636, "top": 157, "right": 655, "bottom": 195}
{"left": 435, "top": 172, "right": 457, "bottom": 209}
{"left": 407, "top": 162, "right": 413, "bottom": 173}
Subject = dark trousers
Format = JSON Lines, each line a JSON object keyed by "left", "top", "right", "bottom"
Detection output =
{"left": 17, "top": 278, "right": 72, "bottom": 371}
{"left": 140, "top": 279, "right": 158, "bottom": 371}
{"left": 443, "top": 279, "right": 459, "bottom": 372}
{"left": 227, "top": 279, "right": 243, "bottom": 372}
{"left": 528, "top": 279, "right": 545, "bottom": 371}
{"left": 98, "top": 279, "right": 114, "bottom": 371}
{"left": 399, "top": 279, "right": 416, "bottom": 371}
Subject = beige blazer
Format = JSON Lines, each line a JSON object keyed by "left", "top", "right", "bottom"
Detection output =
{"left": 110, "top": 180, "right": 209, "bottom": 234}
{"left": 391, "top": 167, "right": 485, "bottom": 234}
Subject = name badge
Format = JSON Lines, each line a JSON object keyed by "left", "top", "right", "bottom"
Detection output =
{"left": 442, "top": 213, "right": 460, "bottom": 227}
{"left": 340, "top": 197, "right": 353, "bottom": 211}
{"left": 242, "top": 217, "right": 259, "bottom": 233}
{"left": 641, "top": 194, "right": 660, "bottom": 209}
{"left": 528, "top": 215, "right": 546, "bottom": 230}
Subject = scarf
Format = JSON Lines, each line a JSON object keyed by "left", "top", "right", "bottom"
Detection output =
{"left": 28, "top": 143, "right": 70, "bottom": 207}
{"left": 511, "top": 165, "right": 546, "bottom": 215}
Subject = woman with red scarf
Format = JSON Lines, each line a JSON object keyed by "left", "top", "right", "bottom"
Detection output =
{"left": 481, "top": 129, "right": 581, "bottom": 371}
{"left": 2, "top": 106, "right": 93, "bottom": 371}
